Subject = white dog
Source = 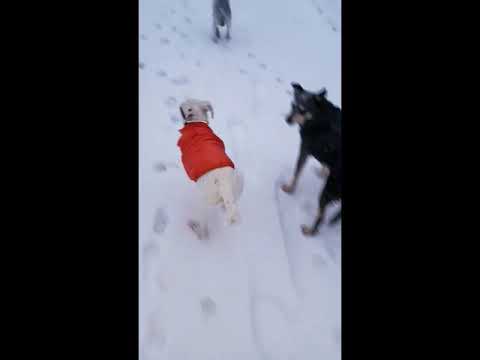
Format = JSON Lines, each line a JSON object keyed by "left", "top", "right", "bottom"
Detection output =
{"left": 177, "top": 99, "right": 243, "bottom": 238}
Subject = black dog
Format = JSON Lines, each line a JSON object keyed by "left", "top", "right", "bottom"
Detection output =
{"left": 281, "top": 83, "right": 342, "bottom": 236}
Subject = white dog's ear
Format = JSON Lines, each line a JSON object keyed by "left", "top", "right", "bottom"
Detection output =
{"left": 200, "top": 101, "right": 214, "bottom": 119}
{"left": 206, "top": 102, "right": 214, "bottom": 119}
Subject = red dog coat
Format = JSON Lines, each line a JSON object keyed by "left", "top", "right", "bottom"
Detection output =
{"left": 177, "top": 122, "right": 235, "bottom": 182}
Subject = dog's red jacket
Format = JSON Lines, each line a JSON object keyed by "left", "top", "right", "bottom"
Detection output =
{"left": 177, "top": 122, "right": 235, "bottom": 182}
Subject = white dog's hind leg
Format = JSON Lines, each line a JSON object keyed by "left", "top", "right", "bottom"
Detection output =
{"left": 233, "top": 170, "right": 244, "bottom": 201}
{"left": 217, "top": 168, "right": 239, "bottom": 225}
{"left": 188, "top": 182, "right": 213, "bottom": 240}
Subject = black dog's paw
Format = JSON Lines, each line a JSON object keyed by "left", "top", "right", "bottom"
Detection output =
{"left": 281, "top": 183, "right": 295, "bottom": 194}
{"left": 328, "top": 216, "right": 341, "bottom": 226}
{"left": 301, "top": 224, "right": 318, "bottom": 236}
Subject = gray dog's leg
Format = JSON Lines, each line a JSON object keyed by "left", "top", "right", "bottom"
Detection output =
{"left": 226, "top": 18, "right": 231, "bottom": 40}
{"left": 212, "top": 19, "right": 220, "bottom": 42}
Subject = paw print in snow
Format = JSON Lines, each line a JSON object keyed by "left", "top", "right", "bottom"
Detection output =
{"left": 153, "top": 208, "right": 168, "bottom": 235}
{"left": 154, "top": 162, "right": 167, "bottom": 172}
{"left": 160, "top": 37, "right": 170, "bottom": 45}
{"left": 170, "top": 76, "right": 190, "bottom": 86}
{"left": 200, "top": 297, "right": 216, "bottom": 316}
{"left": 164, "top": 96, "right": 178, "bottom": 108}
{"left": 157, "top": 70, "right": 167, "bottom": 77}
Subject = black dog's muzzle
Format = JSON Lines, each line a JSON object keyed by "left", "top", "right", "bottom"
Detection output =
{"left": 286, "top": 103, "right": 306, "bottom": 125}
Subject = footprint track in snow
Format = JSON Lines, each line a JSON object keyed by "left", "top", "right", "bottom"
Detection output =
{"left": 155, "top": 273, "right": 168, "bottom": 292}
{"left": 245, "top": 51, "right": 289, "bottom": 87}
{"left": 160, "top": 37, "right": 170, "bottom": 45}
{"left": 144, "top": 316, "right": 167, "bottom": 353}
{"left": 154, "top": 163, "right": 167, "bottom": 173}
{"left": 250, "top": 295, "right": 295, "bottom": 360}
{"left": 309, "top": 1, "right": 338, "bottom": 33}
{"left": 200, "top": 296, "right": 217, "bottom": 317}
{"left": 170, "top": 75, "right": 190, "bottom": 86}
{"left": 156, "top": 70, "right": 168, "bottom": 77}
{"left": 327, "top": 18, "right": 338, "bottom": 32}
{"left": 153, "top": 161, "right": 179, "bottom": 173}
{"left": 153, "top": 208, "right": 168, "bottom": 235}
{"left": 164, "top": 96, "right": 178, "bottom": 109}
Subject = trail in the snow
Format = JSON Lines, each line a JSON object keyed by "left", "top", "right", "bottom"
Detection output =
{"left": 200, "top": 43, "right": 301, "bottom": 358}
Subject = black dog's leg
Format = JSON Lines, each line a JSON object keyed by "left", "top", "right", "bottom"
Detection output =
{"left": 329, "top": 208, "right": 342, "bottom": 225}
{"left": 282, "top": 144, "right": 309, "bottom": 194}
{"left": 301, "top": 179, "right": 338, "bottom": 236}
{"left": 301, "top": 210, "right": 324, "bottom": 236}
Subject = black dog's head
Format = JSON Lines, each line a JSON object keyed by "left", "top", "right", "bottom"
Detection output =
{"left": 285, "top": 83, "right": 329, "bottom": 127}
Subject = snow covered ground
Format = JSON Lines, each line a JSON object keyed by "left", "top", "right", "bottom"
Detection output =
{"left": 139, "top": 0, "right": 341, "bottom": 359}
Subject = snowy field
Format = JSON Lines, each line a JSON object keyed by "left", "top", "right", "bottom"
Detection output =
{"left": 139, "top": 0, "right": 341, "bottom": 359}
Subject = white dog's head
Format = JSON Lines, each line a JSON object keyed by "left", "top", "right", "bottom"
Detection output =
{"left": 179, "top": 99, "right": 214, "bottom": 124}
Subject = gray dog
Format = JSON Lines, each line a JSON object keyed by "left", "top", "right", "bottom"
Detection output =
{"left": 212, "top": 0, "right": 231, "bottom": 41}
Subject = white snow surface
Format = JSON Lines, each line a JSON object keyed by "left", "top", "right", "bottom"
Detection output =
{"left": 139, "top": 1, "right": 341, "bottom": 359}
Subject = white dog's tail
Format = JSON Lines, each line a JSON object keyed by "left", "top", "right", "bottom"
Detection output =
{"left": 233, "top": 169, "right": 244, "bottom": 201}
{"left": 198, "top": 101, "right": 214, "bottom": 119}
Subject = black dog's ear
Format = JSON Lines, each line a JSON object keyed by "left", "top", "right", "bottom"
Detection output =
{"left": 315, "top": 87, "right": 328, "bottom": 102}
{"left": 291, "top": 82, "right": 304, "bottom": 92}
